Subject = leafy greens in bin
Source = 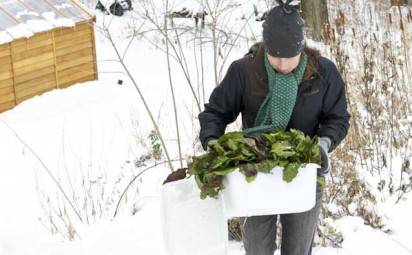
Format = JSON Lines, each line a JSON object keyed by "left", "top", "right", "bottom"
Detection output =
{"left": 188, "top": 129, "right": 322, "bottom": 199}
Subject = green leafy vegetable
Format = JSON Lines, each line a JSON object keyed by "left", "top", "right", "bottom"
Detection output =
{"left": 187, "top": 129, "right": 322, "bottom": 199}
{"left": 283, "top": 162, "right": 300, "bottom": 183}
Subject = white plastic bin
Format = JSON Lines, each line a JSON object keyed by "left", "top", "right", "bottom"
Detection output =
{"left": 160, "top": 177, "right": 228, "bottom": 255}
{"left": 221, "top": 163, "right": 319, "bottom": 218}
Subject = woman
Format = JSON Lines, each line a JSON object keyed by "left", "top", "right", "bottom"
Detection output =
{"left": 198, "top": 1, "right": 350, "bottom": 255}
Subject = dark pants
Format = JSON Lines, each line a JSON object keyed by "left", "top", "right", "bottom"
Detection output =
{"left": 239, "top": 184, "right": 323, "bottom": 255}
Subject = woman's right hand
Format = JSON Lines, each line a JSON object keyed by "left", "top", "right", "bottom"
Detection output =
{"left": 206, "top": 138, "right": 217, "bottom": 152}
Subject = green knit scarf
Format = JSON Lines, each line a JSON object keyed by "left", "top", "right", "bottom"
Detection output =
{"left": 243, "top": 50, "right": 308, "bottom": 135}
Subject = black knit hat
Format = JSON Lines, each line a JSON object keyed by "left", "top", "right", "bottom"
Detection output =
{"left": 262, "top": 0, "right": 305, "bottom": 58}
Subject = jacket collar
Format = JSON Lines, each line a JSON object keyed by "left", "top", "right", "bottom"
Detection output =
{"left": 246, "top": 42, "right": 320, "bottom": 82}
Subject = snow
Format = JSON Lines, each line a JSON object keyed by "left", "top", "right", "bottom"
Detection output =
{"left": 0, "top": 31, "right": 13, "bottom": 45}
{"left": 334, "top": 215, "right": 412, "bottom": 255}
{"left": 5, "top": 24, "right": 34, "bottom": 40}
{"left": 41, "top": 12, "right": 76, "bottom": 28}
{"left": 0, "top": 1, "right": 411, "bottom": 255}
{"left": 0, "top": 1, "right": 87, "bottom": 44}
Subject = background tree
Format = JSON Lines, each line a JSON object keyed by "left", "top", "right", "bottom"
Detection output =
{"left": 301, "top": 0, "right": 329, "bottom": 41}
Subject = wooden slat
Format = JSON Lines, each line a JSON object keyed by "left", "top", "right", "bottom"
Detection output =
{"left": 54, "top": 29, "right": 91, "bottom": 44}
{"left": 0, "top": 63, "right": 12, "bottom": 72}
{"left": 1, "top": 55, "right": 12, "bottom": 84}
{"left": 17, "top": 92, "right": 44, "bottom": 104}
{"left": 58, "top": 70, "right": 91, "bottom": 85}
{"left": 12, "top": 44, "right": 54, "bottom": 62}
{"left": 0, "top": 44, "right": 9, "bottom": 51}
{"left": 15, "top": 73, "right": 56, "bottom": 91}
{"left": 11, "top": 32, "right": 52, "bottom": 48}
{"left": 0, "top": 46, "right": 10, "bottom": 58}
{"left": 0, "top": 86, "right": 14, "bottom": 96}
{"left": 60, "top": 74, "right": 95, "bottom": 89}
{"left": 55, "top": 33, "right": 92, "bottom": 50}
{"left": 55, "top": 41, "right": 93, "bottom": 56}
{"left": 57, "top": 63, "right": 95, "bottom": 78}
{"left": 0, "top": 78, "right": 13, "bottom": 89}
{"left": 13, "top": 52, "right": 54, "bottom": 69}
{"left": 56, "top": 55, "right": 94, "bottom": 71}
{"left": 0, "top": 92, "right": 15, "bottom": 103}
{"left": 56, "top": 48, "right": 93, "bottom": 64}
{"left": 13, "top": 58, "right": 55, "bottom": 76}
{"left": 53, "top": 27, "right": 70, "bottom": 37}
{"left": 16, "top": 79, "right": 55, "bottom": 100}
{"left": 53, "top": 22, "right": 91, "bottom": 37}
{"left": 0, "top": 55, "right": 12, "bottom": 65}
{"left": 0, "top": 70, "right": 13, "bottom": 81}
{"left": 11, "top": 38, "right": 53, "bottom": 54}
{"left": 59, "top": 70, "right": 95, "bottom": 86}
{"left": 14, "top": 66, "right": 55, "bottom": 85}
{"left": 57, "top": 65, "right": 95, "bottom": 88}
{"left": 75, "top": 22, "right": 93, "bottom": 32}
{"left": 0, "top": 100, "right": 15, "bottom": 113}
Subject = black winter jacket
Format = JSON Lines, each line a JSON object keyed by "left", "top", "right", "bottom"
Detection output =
{"left": 198, "top": 43, "right": 350, "bottom": 153}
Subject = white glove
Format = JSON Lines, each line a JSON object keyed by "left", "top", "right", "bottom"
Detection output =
{"left": 318, "top": 137, "right": 331, "bottom": 175}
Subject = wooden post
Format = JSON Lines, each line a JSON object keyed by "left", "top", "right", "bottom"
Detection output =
{"left": 51, "top": 30, "right": 60, "bottom": 89}
{"left": 9, "top": 43, "right": 17, "bottom": 106}
{"left": 89, "top": 19, "right": 98, "bottom": 80}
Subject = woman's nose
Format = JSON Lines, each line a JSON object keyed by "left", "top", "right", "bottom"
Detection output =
{"left": 277, "top": 62, "right": 290, "bottom": 73}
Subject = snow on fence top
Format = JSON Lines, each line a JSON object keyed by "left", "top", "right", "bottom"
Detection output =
{"left": 0, "top": 0, "right": 94, "bottom": 45}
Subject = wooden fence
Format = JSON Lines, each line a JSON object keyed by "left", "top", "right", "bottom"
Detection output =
{"left": 0, "top": 21, "right": 98, "bottom": 113}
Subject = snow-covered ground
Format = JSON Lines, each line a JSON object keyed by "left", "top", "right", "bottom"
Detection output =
{"left": 1, "top": 2, "right": 412, "bottom": 255}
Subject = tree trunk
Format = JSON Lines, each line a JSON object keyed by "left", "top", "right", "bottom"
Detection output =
{"left": 391, "top": 0, "right": 411, "bottom": 6}
{"left": 301, "top": 0, "right": 329, "bottom": 41}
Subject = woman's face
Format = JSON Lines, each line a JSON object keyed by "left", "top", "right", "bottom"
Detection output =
{"left": 266, "top": 52, "right": 301, "bottom": 75}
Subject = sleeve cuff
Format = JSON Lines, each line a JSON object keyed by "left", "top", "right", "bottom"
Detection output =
{"left": 203, "top": 136, "right": 218, "bottom": 151}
